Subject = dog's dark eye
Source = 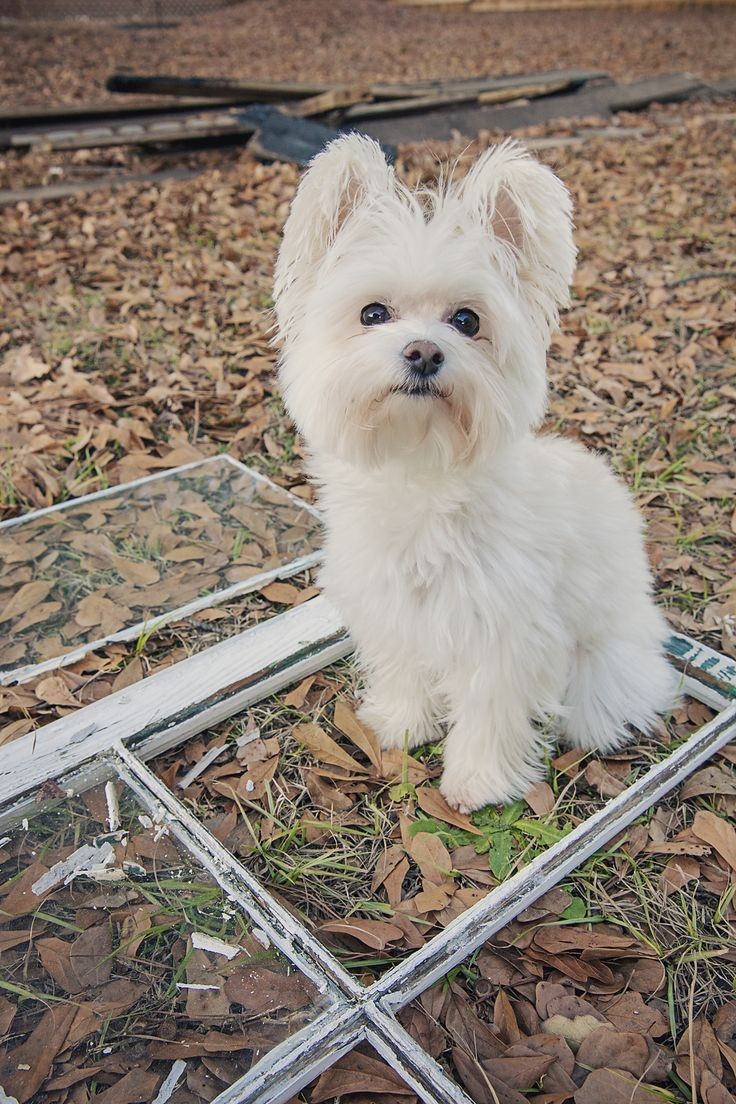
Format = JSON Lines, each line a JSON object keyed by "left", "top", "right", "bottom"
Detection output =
{"left": 361, "top": 302, "right": 391, "bottom": 326}
{"left": 450, "top": 308, "right": 480, "bottom": 337}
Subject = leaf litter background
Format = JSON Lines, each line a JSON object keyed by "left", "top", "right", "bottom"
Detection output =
{"left": 0, "top": 783, "right": 328, "bottom": 1104}
{"left": 1, "top": 5, "right": 736, "bottom": 1102}
{"left": 0, "top": 456, "right": 320, "bottom": 679}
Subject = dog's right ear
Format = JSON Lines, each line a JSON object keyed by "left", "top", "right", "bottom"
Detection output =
{"left": 274, "top": 134, "right": 394, "bottom": 340}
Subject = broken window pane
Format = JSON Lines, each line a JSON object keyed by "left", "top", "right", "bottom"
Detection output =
{"left": 0, "top": 778, "right": 331, "bottom": 1104}
{"left": 0, "top": 456, "right": 322, "bottom": 685}
{"left": 149, "top": 670, "right": 722, "bottom": 986}
{"left": 398, "top": 749, "right": 736, "bottom": 1104}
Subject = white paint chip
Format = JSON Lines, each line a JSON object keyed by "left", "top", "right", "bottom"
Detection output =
{"left": 176, "top": 983, "right": 220, "bottom": 991}
{"left": 236, "top": 725, "right": 261, "bottom": 747}
{"left": 105, "top": 780, "right": 121, "bottom": 832}
{"left": 177, "top": 743, "right": 227, "bottom": 789}
{"left": 0, "top": 1085, "right": 20, "bottom": 1104}
{"left": 252, "top": 927, "right": 271, "bottom": 949}
{"left": 191, "top": 931, "right": 241, "bottom": 959}
{"left": 151, "top": 1060, "right": 187, "bottom": 1104}
{"left": 31, "top": 841, "right": 115, "bottom": 895}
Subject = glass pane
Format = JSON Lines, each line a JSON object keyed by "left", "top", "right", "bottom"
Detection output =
{"left": 150, "top": 670, "right": 722, "bottom": 987}
{"left": 399, "top": 747, "right": 736, "bottom": 1104}
{"left": 0, "top": 778, "right": 330, "bottom": 1104}
{"left": 0, "top": 456, "right": 321, "bottom": 683}
{"left": 285, "top": 1043, "right": 421, "bottom": 1104}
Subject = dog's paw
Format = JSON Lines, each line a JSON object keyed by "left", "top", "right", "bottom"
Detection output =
{"left": 440, "top": 767, "right": 509, "bottom": 813}
{"left": 357, "top": 701, "right": 434, "bottom": 752}
{"left": 440, "top": 756, "right": 539, "bottom": 812}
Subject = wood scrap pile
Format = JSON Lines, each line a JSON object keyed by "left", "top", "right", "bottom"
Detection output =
{"left": 3, "top": 66, "right": 729, "bottom": 174}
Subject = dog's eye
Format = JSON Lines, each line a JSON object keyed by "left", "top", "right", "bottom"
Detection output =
{"left": 360, "top": 303, "right": 391, "bottom": 326}
{"left": 450, "top": 308, "right": 480, "bottom": 337}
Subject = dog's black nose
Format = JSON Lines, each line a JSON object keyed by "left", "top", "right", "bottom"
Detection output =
{"left": 402, "top": 340, "right": 445, "bottom": 377}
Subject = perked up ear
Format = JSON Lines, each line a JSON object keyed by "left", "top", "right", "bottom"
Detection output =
{"left": 459, "top": 139, "right": 576, "bottom": 339}
{"left": 274, "top": 134, "right": 395, "bottom": 341}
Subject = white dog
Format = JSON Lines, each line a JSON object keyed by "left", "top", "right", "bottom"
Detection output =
{"left": 273, "top": 134, "right": 678, "bottom": 812}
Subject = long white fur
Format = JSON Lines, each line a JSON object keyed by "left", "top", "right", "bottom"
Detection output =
{"left": 273, "top": 134, "right": 679, "bottom": 812}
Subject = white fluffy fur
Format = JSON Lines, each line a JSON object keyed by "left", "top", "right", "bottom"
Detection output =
{"left": 273, "top": 134, "right": 679, "bottom": 812}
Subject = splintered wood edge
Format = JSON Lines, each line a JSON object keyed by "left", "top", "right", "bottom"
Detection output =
{"left": 0, "top": 595, "right": 349, "bottom": 812}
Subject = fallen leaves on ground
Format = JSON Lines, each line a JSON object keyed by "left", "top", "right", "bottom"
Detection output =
{"left": 0, "top": 784, "right": 323, "bottom": 1103}
{"left": 401, "top": 878, "right": 736, "bottom": 1103}
{"left": 0, "top": 453, "right": 320, "bottom": 678}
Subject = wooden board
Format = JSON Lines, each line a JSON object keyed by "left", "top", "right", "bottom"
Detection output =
{"left": 0, "top": 167, "right": 202, "bottom": 207}
{"left": 0, "top": 97, "right": 253, "bottom": 127}
{"left": 344, "top": 77, "right": 575, "bottom": 121}
{"left": 107, "top": 73, "right": 333, "bottom": 101}
{"left": 356, "top": 73, "right": 721, "bottom": 144}
{"left": 0, "top": 595, "right": 349, "bottom": 815}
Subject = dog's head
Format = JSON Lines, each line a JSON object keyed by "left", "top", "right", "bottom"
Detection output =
{"left": 273, "top": 135, "right": 575, "bottom": 469}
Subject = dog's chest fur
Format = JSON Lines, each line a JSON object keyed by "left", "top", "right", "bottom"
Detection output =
{"left": 314, "top": 451, "right": 557, "bottom": 667}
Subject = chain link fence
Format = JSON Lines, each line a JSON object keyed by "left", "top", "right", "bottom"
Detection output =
{"left": 2, "top": 0, "right": 244, "bottom": 20}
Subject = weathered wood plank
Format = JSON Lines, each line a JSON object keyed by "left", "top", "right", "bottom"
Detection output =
{"left": 356, "top": 73, "right": 713, "bottom": 144}
{"left": 344, "top": 78, "right": 573, "bottom": 121}
{"left": 0, "top": 167, "right": 202, "bottom": 207}
{"left": 0, "top": 97, "right": 251, "bottom": 127}
{"left": 106, "top": 73, "right": 332, "bottom": 101}
{"left": 374, "top": 700, "right": 736, "bottom": 1008}
{"left": 0, "top": 596, "right": 350, "bottom": 808}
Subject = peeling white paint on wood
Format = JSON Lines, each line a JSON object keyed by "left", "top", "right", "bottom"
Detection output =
{"left": 0, "top": 595, "right": 349, "bottom": 810}
{"left": 373, "top": 701, "right": 736, "bottom": 1010}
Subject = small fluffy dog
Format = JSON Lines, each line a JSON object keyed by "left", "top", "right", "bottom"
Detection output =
{"left": 273, "top": 134, "right": 678, "bottom": 812}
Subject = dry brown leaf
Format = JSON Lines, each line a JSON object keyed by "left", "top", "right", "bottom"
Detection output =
{"left": 599, "top": 992, "right": 669, "bottom": 1037}
{"left": 407, "top": 831, "right": 454, "bottom": 887}
{"left": 659, "top": 855, "right": 701, "bottom": 894}
{"left": 223, "top": 965, "right": 313, "bottom": 1013}
{"left": 576, "top": 1027, "right": 651, "bottom": 1079}
{"left": 37, "top": 925, "right": 113, "bottom": 994}
{"left": 416, "top": 785, "right": 483, "bottom": 835}
{"left": 333, "top": 700, "right": 383, "bottom": 771}
{"left": 260, "top": 581, "right": 300, "bottom": 603}
{"left": 0, "top": 580, "right": 54, "bottom": 624}
{"left": 85, "top": 1068, "right": 161, "bottom": 1104}
{"left": 573, "top": 1067, "right": 663, "bottom": 1103}
{"left": 34, "top": 675, "right": 80, "bottom": 708}
{"left": 524, "top": 781, "right": 556, "bottom": 815}
{"left": 108, "top": 553, "right": 160, "bottom": 586}
{"left": 584, "top": 760, "right": 626, "bottom": 797}
{"left": 319, "top": 917, "right": 405, "bottom": 950}
{"left": 292, "top": 722, "right": 368, "bottom": 774}
{"left": 75, "top": 592, "right": 132, "bottom": 629}
{"left": 452, "top": 1048, "right": 527, "bottom": 1104}
{"left": 692, "top": 809, "right": 736, "bottom": 872}
{"left": 311, "top": 1049, "right": 415, "bottom": 1102}
{"left": 110, "top": 656, "right": 144, "bottom": 693}
{"left": 0, "top": 1004, "right": 79, "bottom": 1102}
{"left": 681, "top": 766, "right": 736, "bottom": 800}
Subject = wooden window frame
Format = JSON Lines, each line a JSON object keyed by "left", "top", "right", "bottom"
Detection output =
{"left": 1, "top": 590, "right": 734, "bottom": 1104}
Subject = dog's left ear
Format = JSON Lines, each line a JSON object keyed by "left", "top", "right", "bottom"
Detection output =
{"left": 460, "top": 140, "right": 575, "bottom": 337}
{"left": 274, "top": 134, "right": 395, "bottom": 340}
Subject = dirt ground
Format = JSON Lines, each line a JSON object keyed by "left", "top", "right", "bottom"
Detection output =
{"left": 0, "top": 5, "right": 735, "bottom": 1103}
{"left": 2, "top": 1, "right": 736, "bottom": 108}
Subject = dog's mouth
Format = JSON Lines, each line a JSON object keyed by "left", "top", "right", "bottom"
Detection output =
{"left": 391, "top": 380, "right": 450, "bottom": 399}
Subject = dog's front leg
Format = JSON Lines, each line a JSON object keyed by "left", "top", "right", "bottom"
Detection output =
{"left": 358, "top": 657, "right": 440, "bottom": 752}
{"left": 440, "top": 663, "right": 547, "bottom": 812}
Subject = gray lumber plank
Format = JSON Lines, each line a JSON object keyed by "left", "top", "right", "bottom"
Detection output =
{"left": 355, "top": 73, "right": 715, "bottom": 144}
{"left": 106, "top": 73, "right": 332, "bottom": 101}
{"left": 0, "top": 167, "right": 202, "bottom": 207}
